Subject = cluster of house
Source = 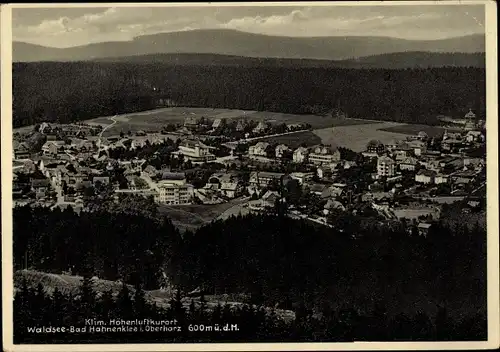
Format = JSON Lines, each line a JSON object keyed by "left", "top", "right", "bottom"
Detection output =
{"left": 367, "top": 129, "right": 485, "bottom": 191}
{"left": 247, "top": 141, "right": 341, "bottom": 165}
{"left": 181, "top": 115, "right": 310, "bottom": 139}
{"left": 12, "top": 115, "right": 486, "bottom": 230}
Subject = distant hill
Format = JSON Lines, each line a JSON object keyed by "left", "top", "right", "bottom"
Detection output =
{"left": 92, "top": 51, "right": 485, "bottom": 69}
{"left": 13, "top": 29, "right": 485, "bottom": 63}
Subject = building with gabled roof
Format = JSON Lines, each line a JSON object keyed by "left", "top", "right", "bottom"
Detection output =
{"left": 249, "top": 142, "right": 270, "bottom": 157}
{"left": 377, "top": 155, "right": 395, "bottom": 177}
{"left": 415, "top": 169, "right": 437, "bottom": 184}
{"left": 309, "top": 144, "right": 341, "bottom": 165}
{"left": 399, "top": 157, "right": 419, "bottom": 171}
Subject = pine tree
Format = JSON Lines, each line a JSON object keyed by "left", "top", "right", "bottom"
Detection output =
{"left": 133, "top": 282, "right": 147, "bottom": 317}
{"left": 100, "top": 289, "right": 115, "bottom": 321}
{"left": 49, "top": 287, "right": 65, "bottom": 325}
{"left": 33, "top": 283, "right": 47, "bottom": 326}
{"left": 78, "top": 275, "right": 96, "bottom": 322}
{"left": 116, "top": 282, "right": 133, "bottom": 319}
{"left": 189, "top": 299, "right": 197, "bottom": 321}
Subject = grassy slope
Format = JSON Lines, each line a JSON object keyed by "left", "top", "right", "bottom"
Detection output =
{"left": 14, "top": 270, "right": 296, "bottom": 322}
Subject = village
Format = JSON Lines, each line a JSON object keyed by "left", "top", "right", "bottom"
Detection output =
{"left": 12, "top": 109, "right": 486, "bottom": 236}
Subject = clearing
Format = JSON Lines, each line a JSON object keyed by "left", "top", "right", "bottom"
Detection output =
{"left": 377, "top": 124, "right": 461, "bottom": 137}
{"left": 83, "top": 107, "right": 378, "bottom": 137}
{"left": 251, "top": 130, "right": 322, "bottom": 148}
{"left": 312, "top": 122, "right": 410, "bottom": 152}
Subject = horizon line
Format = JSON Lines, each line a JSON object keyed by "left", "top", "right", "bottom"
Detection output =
{"left": 13, "top": 28, "right": 486, "bottom": 50}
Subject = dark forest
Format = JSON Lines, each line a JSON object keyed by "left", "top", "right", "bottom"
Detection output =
{"left": 13, "top": 201, "right": 487, "bottom": 342}
{"left": 13, "top": 62, "right": 485, "bottom": 128}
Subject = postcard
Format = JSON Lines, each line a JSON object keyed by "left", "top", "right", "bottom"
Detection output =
{"left": 1, "top": 1, "right": 498, "bottom": 351}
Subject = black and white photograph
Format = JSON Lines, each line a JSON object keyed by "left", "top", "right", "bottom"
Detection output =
{"left": 1, "top": 1, "right": 498, "bottom": 350}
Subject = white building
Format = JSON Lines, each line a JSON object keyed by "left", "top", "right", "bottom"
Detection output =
{"left": 154, "top": 172, "right": 194, "bottom": 205}
{"left": 377, "top": 156, "right": 396, "bottom": 177}
{"left": 249, "top": 142, "right": 269, "bottom": 157}
{"left": 212, "top": 118, "right": 223, "bottom": 129}
{"left": 252, "top": 122, "right": 268, "bottom": 133}
{"left": 465, "top": 131, "right": 485, "bottom": 143}
{"left": 289, "top": 172, "right": 314, "bottom": 185}
{"left": 407, "top": 140, "right": 427, "bottom": 156}
{"left": 434, "top": 174, "right": 450, "bottom": 185}
{"left": 399, "top": 157, "right": 419, "bottom": 171}
{"left": 275, "top": 144, "right": 291, "bottom": 158}
{"left": 174, "top": 139, "right": 215, "bottom": 162}
{"left": 415, "top": 169, "right": 436, "bottom": 184}
{"left": 309, "top": 145, "right": 341, "bottom": 165}
{"left": 249, "top": 171, "right": 284, "bottom": 188}
{"left": 293, "top": 147, "right": 309, "bottom": 163}
{"left": 416, "top": 131, "right": 429, "bottom": 141}
{"left": 220, "top": 182, "right": 241, "bottom": 199}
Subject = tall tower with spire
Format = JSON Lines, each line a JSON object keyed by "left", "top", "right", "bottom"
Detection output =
{"left": 464, "top": 108, "right": 476, "bottom": 131}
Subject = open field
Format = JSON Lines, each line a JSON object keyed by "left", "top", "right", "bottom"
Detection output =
{"left": 312, "top": 122, "right": 410, "bottom": 152}
{"left": 377, "top": 124, "right": 461, "bottom": 137}
{"left": 247, "top": 113, "right": 378, "bottom": 129}
{"left": 83, "top": 107, "right": 379, "bottom": 137}
{"left": 252, "top": 131, "right": 322, "bottom": 148}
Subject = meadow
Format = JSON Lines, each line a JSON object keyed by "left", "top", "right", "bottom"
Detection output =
{"left": 83, "top": 107, "right": 378, "bottom": 137}
{"left": 253, "top": 131, "right": 322, "bottom": 148}
{"left": 377, "top": 124, "right": 461, "bottom": 137}
{"left": 312, "top": 122, "right": 410, "bottom": 152}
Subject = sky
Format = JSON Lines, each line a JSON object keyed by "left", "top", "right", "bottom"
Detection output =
{"left": 12, "top": 4, "right": 485, "bottom": 48}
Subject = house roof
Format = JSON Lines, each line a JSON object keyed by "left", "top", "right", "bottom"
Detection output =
{"left": 418, "top": 223, "right": 432, "bottom": 229}
{"left": 275, "top": 144, "right": 290, "bottom": 150}
{"left": 310, "top": 183, "right": 328, "bottom": 193}
{"left": 417, "top": 169, "right": 437, "bottom": 177}
{"left": 212, "top": 118, "right": 222, "bottom": 128}
{"left": 31, "top": 179, "right": 50, "bottom": 188}
{"left": 324, "top": 199, "right": 345, "bottom": 210}
{"left": 313, "top": 144, "right": 338, "bottom": 154}
{"left": 262, "top": 190, "right": 280, "bottom": 201}
{"left": 161, "top": 172, "right": 186, "bottom": 181}
{"left": 93, "top": 176, "right": 110, "bottom": 181}
{"left": 294, "top": 147, "right": 309, "bottom": 153}
{"left": 144, "top": 165, "right": 158, "bottom": 174}
{"left": 378, "top": 155, "right": 395, "bottom": 164}
{"left": 367, "top": 140, "right": 384, "bottom": 147}
{"left": 221, "top": 182, "right": 238, "bottom": 191}
{"left": 250, "top": 171, "right": 284, "bottom": 179}
{"left": 401, "top": 157, "right": 418, "bottom": 165}
{"left": 464, "top": 109, "right": 476, "bottom": 118}
{"left": 185, "top": 116, "right": 201, "bottom": 124}
{"left": 252, "top": 142, "right": 270, "bottom": 149}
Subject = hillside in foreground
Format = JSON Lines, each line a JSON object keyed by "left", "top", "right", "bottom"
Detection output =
{"left": 14, "top": 270, "right": 296, "bottom": 322}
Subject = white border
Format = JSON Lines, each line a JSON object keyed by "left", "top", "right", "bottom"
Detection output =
{"left": 2, "top": 2, "right": 498, "bottom": 351}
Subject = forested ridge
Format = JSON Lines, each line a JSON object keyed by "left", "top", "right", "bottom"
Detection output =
{"left": 13, "top": 202, "right": 487, "bottom": 341}
{"left": 93, "top": 52, "right": 485, "bottom": 69}
{"left": 13, "top": 62, "right": 485, "bottom": 128}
